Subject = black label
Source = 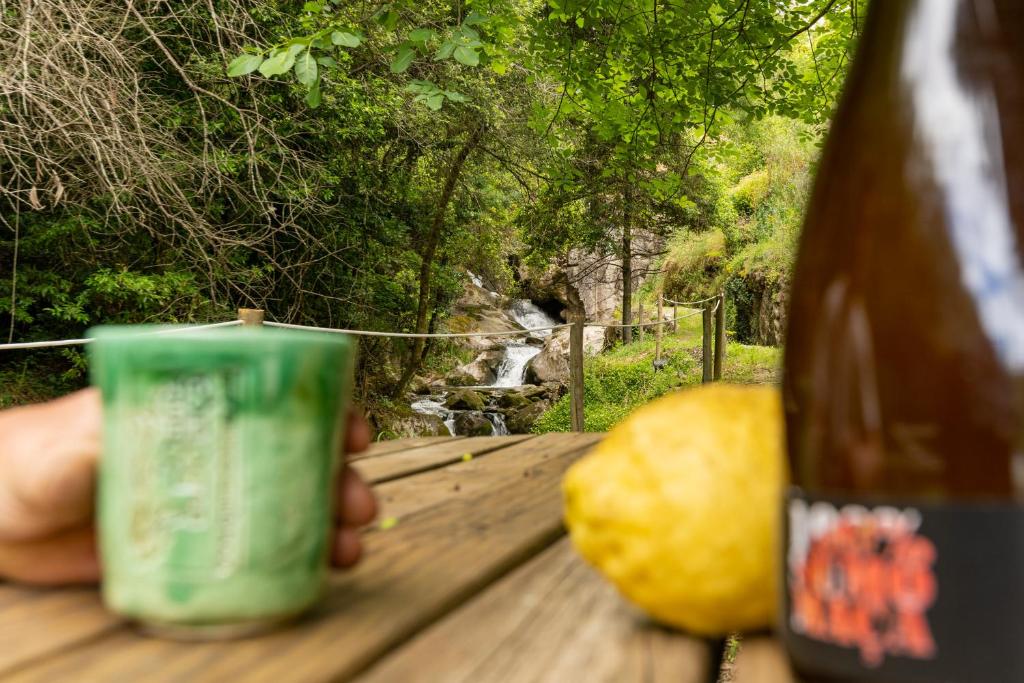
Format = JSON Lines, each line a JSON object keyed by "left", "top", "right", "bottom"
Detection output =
{"left": 782, "top": 487, "right": 1024, "bottom": 682}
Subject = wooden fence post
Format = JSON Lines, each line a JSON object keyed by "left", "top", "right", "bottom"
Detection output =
{"left": 672, "top": 303, "right": 678, "bottom": 333}
{"left": 569, "top": 312, "right": 586, "bottom": 433}
{"left": 239, "top": 308, "right": 264, "bottom": 326}
{"left": 655, "top": 293, "right": 663, "bottom": 362}
{"left": 637, "top": 301, "right": 644, "bottom": 342}
{"left": 702, "top": 301, "right": 713, "bottom": 383}
{"left": 714, "top": 291, "right": 726, "bottom": 380}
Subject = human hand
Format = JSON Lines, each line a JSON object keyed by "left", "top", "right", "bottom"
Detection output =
{"left": 0, "top": 388, "right": 377, "bottom": 585}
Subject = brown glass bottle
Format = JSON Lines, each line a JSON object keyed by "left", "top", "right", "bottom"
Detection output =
{"left": 782, "top": 0, "right": 1024, "bottom": 681}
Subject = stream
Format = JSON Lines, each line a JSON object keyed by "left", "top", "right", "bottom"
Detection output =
{"left": 411, "top": 274, "right": 559, "bottom": 435}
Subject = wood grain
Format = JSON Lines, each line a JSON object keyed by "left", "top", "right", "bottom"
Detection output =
{"left": 352, "top": 435, "right": 532, "bottom": 483}
{"left": 358, "top": 538, "right": 711, "bottom": 683}
{"left": 0, "top": 586, "right": 119, "bottom": 677}
{"left": 730, "top": 637, "right": 797, "bottom": 683}
{"left": 6, "top": 433, "right": 598, "bottom": 683}
{"left": 371, "top": 432, "right": 602, "bottom": 522}
{"left": 353, "top": 436, "right": 462, "bottom": 460}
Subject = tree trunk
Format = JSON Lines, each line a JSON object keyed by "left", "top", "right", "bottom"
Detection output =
{"left": 393, "top": 124, "right": 483, "bottom": 398}
{"left": 621, "top": 183, "right": 633, "bottom": 344}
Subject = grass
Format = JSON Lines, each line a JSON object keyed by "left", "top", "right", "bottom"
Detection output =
{"left": 532, "top": 313, "right": 780, "bottom": 433}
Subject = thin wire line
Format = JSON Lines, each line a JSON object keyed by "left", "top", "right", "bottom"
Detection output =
{"left": 263, "top": 321, "right": 573, "bottom": 338}
{"left": 0, "top": 320, "right": 244, "bottom": 351}
{"left": 662, "top": 295, "right": 719, "bottom": 307}
{"left": 588, "top": 309, "right": 705, "bottom": 329}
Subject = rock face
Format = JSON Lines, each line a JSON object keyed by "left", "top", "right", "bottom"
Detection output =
{"left": 525, "top": 335, "right": 570, "bottom": 385}
{"left": 733, "top": 274, "right": 787, "bottom": 347}
{"left": 445, "top": 389, "right": 486, "bottom": 411}
{"left": 454, "top": 411, "right": 493, "bottom": 436}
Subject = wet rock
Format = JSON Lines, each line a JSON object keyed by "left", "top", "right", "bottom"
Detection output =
{"left": 454, "top": 349, "right": 504, "bottom": 385}
{"left": 506, "top": 400, "right": 550, "bottom": 434}
{"left": 445, "top": 389, "right": 485, "bottom": 412}
{"left": 497, "top": 390, "right": 531, "bottom": 410}
{"left": 454, "top": 411, "right": 494, "bottom": 436}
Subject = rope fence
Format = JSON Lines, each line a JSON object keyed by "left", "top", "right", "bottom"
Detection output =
{"left": 1, "top": 291, "right": 728, "bottom": 432}
{"left": 0, "top": 320, "right": 244, "bottom": 351}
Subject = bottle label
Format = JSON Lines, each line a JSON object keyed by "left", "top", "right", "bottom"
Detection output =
{"left": 783, "top": 487, "right": 1024, "bottom": 682}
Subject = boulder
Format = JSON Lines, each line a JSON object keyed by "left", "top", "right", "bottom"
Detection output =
{"left": 454, "top": 411, "right": 494, "bottom": 436}
{"left": 541, "top": 381, "right": 567, "bottom": 401}
{"left": 454, "top": 348, "right": 504, "bottom": 385}
{"left": 520, "top": 384, "right": 548, "bottom": 401}
{"left": 445, "top": 389, "right": 485, "bottom": 412}
{"left": 445, "top": 370, "right": 479, "bottom": 387}
{"left": 497, "top": 390, "right": 531, "bottom": 410}
{"left": 525, "top": 335, "right": 570, "bottom": 385}
{"left": 409, "top": 377, "right": 432, "bottom": 395}
{"left": 506, "top": 400, "right": 550, "bottom": 434}
{"left": 376, "top": 413, "right": 449, "bottom": 439}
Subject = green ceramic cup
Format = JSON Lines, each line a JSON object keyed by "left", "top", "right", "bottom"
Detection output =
{"left": 88, "top": 325, "right": 353, "bottom": 638}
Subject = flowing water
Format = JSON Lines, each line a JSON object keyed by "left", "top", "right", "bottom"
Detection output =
{"left": 410, "top": 275, "right": 560, "bottom": 435}
{"left": 493, "top": 342, "right": 542, "bottom": 387}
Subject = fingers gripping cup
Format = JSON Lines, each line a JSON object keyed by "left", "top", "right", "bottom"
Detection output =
{"left": 88, "top": 325, "right": 353, "bottom": 638}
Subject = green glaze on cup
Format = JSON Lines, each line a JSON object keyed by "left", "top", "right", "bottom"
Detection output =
{"left": 88, "top": 325, "right": 353, "bottom": 638}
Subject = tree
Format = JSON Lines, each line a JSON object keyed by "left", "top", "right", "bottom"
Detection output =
{"left": 523, "top": 0, "right": 863, "bottom": 340}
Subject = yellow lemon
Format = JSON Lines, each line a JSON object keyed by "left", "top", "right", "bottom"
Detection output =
{"left": 562, "top": 383, "right": 785, "bottom": 636}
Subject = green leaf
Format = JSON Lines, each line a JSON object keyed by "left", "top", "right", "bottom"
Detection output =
{"left": 576, "top": 16, "right": 584, "bottom": 28}
{"left": 226, "top": 53, "right": 263, "bottom": 77}
{"left": 305, "top": 81, "right": 322, "bottom": 108}
{"left": 426, "top": 93, "right": 444, "bottom": 110}
{"left": 317, "top": 56, "right": 338, "bottom": 68}
{"left": 294, "top": 50, "right": 318, "bottom": 86}
{"left": 331, "top": 31, "right": 361, "bottom": 48}
{"left": 409, "top": 28, "right": 434, "bottom": 42}
{"left": 258, "top": 49, "right": 295, "bottom": 77}
{"left": 453, "top": 46, "right": 479, "bottom": 67}
{"left": 463, "top": 10, "right": 487, "bottom": 26}
{"left": 434, "top": 41, "right": 456, "bottom": 60}
{"left": 378, "top": 9, "right": 399, "bottom": 30}
{"left": 444, "top": 90, "right": 468, "bottom": 103}
{"left": 391, "top": 45, "right": 415, "bottom": 73}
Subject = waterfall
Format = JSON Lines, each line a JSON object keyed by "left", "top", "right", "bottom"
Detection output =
{"left": 493, "top": 343, "right": 541, "bottom": 387}
{"left": 507, "top": 299, "right": 558, "bottom": 336}
{"left": 409, "top": 283, "right": 561, "bottom": 435}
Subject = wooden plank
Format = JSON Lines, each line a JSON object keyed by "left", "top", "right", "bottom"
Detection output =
{"left": 730, "top": 637, "right": 797, "bottom": 683}
{"left": 7, "top": 432, "right": 598, "bottom": 683}
{"left": 372, "top": 432, "right": 602, "bottom": 522}
{"left": 358, "top": 538, "right": 711, "bottom": 683}
{"left": 0, "top": 586, "right": 120, "bottom": 677}
{"left": 352, "top": 435, "right": 532, "bottom": 484}
{"left": 353, "top": 436, "right": 462, "bottom": 461}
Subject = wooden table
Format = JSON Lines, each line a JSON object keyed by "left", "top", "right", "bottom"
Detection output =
{"left": 0, "top": 434, "right": 796, "bottom": 682}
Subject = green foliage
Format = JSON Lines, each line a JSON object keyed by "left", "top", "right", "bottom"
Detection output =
{"left": 533, "top": 316, "right": 780, "bottom": 433}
